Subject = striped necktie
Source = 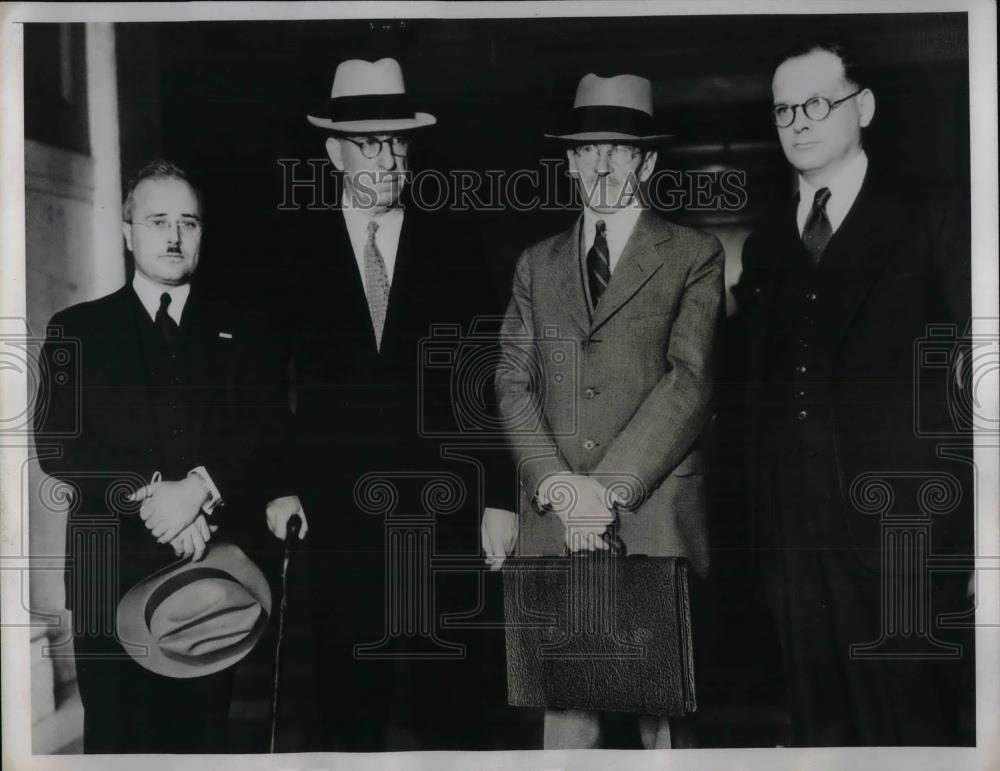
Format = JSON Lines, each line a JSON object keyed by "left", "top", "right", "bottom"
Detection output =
{"left": 587, "top": 219, "right": 611, "bottom": 308}
{"left": 363, "top": 220, "right": 391, "bottom": 350}
{"left": 802, "top": 187, "right": 833, "bottom": 264}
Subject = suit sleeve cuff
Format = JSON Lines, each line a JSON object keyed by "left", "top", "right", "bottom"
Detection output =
{"left": 188, "top": 466, "right": 224, "bottom": 516}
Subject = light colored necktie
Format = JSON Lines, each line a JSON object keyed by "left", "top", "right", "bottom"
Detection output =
{"left": 363, "top": 219, "right": 391, "bottom": 350}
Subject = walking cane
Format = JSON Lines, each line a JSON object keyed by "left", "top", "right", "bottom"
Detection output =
{"left": 269, "top": 514, "right": 301, "bottom": 753}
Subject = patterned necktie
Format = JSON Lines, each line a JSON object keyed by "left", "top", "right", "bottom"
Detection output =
{"left": 802, "top": 187, "right": 833, "bottom": 264}
{"left": 155, "top": 292, "right": 178, "bottom": 350}
{"left": 587, "top": 219, "right": 611, "bottom": 308}
{"left": 363, "top": 219, "right": 391, "bottom": 350}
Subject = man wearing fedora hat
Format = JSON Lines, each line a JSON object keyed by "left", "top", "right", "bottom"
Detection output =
{"left": 491, "top": 73, "right": 725, "bottom": 749}
{"left": 35, "top": 159, "right": 287, "bottom": 752}
{"left": 267, "top": 58, "right": 515, "bottom": 750}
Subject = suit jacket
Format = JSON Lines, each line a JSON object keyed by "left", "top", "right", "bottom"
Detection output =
{"left": 35, "top": 282, "right": 287, "bottom": 613}
{"left": 285, "top": 203, "right": 513, "bottom": 594}
{"left": 495, "top": 209, "right": 725, "bottom": 576}
{"left": 735, "top": 167, "right": 972, "bottom": 567}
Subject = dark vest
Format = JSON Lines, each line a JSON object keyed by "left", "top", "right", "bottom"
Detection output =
{"left": 762, "top": 241, "right": 837, "bottom": 458}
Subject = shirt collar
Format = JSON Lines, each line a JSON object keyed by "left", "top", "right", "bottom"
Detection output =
{"left": 131, "top": 271, "right": 191, "bottom": 324}
{"left": 797, "top": 149, "right": 868, "bottom": 234}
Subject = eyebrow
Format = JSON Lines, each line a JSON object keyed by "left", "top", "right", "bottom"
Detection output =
{"left": 141, "top": 212, "right": 201, "bottom": 219}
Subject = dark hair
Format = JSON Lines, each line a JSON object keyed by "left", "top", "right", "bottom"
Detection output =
{"left": 773, "top": 39, "right": 866, "bottom": 89}
{"left": 122, "top": 159, "right": 202, "bottom": 221}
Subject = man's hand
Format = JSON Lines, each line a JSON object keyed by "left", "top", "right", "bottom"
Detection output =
{"left": 539, "top": 474, "right": 615, "bottom": 552}
{"left": 130, "top": 476, "right": 207, "bottom": 544}
{"left": 266, "top": 495, "right": 309, "bottom": 541}
{"left": 481, "top": 507, "right": 518, "bottom": 571}
{"left": 169, "top": 514, "right": 218, "bottom": 561}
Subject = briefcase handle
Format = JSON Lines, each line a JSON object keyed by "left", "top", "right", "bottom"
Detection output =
{"left": 562, "top": 515, "right": 627, "bottom": 558}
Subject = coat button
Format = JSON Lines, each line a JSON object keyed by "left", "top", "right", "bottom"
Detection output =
{"left": 584, "top": 387, "right": 596, "bottom": 399}
{"left": 796, "top": 364, "right": 807, "bottom": 374}
{"left": 806, "top": 292, "right": 817, "bottom": 301}
{"left": 796, "top": 410, "right": 808, "bottom": 421}
{"left": 583, "top": 439, "right": 596, "bottom": 450}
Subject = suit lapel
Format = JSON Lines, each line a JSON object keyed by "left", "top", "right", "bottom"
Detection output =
{"left": 746, "top": 203, "right": 799, "bottom": 381}
{"left": 590, "top": 210, "right": 668, "bottom": 332}
{"left": 816, "top": 174, "right": 900, "bottom": 351}
{"left": 181, "top": 286, "right": 238, "bottom": 443}
{"left": 549, "top": 217, "right": 590, "bottom": 334}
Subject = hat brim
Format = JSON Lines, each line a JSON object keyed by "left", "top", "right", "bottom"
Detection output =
{"left": 306, "top": 112, "right": 437, "bottom": 133}
{"left": 544, "top": 131, "right": 674, "bottom": 143}
{"left": 116, "top": 543, "right": 272, "bottom": 679}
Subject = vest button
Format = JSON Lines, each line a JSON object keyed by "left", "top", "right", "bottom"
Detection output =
{"left": 806, "top": 292, "right": 817, "bottom": 301}
{"left": 584, "top": 388, "right": 596, "bottom": 399}
{"left": 583, "top": 439, "right": 596, "bottom": 450}
{"left": 796, "top": 410, "right": 808, "bottom": 421}
{"left": 796, "top": 364, "right": 807, "bottom": 374}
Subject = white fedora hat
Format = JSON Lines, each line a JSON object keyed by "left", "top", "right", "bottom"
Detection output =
{"left": 306, "top": 57, "right": 436, "bottom": 133}
{"left": 116, "top": 542, "right": 271, "bottom": 679}
{"left": 545, "top": 73, "right": 673, "bottom": 143}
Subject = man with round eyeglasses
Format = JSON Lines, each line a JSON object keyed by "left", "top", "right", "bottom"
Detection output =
{"left": 269, "top": 57, "right": 516, "bottom": 751}
{"left": 34, "top": 159, "right": 287, "bottom": 751}
{"left": 493, "top": 72, "right": 724, "bottom": 750}
{"left": 735, "top": 40, "right": 973, "bottom": 746}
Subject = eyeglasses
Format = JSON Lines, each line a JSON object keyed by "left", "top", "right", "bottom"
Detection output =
{"left": 342, "top": 135, "right": 410, "bottom": 159}
{"left": 129, "top": 217, "right": 202, "bottom": 235}
{"left": 572, "top": 144, "right": 643, "bottom": 166}
{"left": 772, "top": 88, "right": 864, "bottom": 128}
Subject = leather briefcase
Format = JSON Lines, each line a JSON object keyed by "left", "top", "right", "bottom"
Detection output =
{"left": 502, "top": 543, "right": 696, "bottom": 716}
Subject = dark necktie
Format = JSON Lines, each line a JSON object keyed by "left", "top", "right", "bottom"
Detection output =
{"left": 801, "top": 187, "right": 833, "bottom": 264}
{"left": 587, "top": 219, "right": 611, "bottom": 308}
{"left": 155, "top": 292, "right": 179, "bottom": 350}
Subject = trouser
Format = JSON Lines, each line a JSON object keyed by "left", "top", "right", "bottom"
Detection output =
{"left": 72, "top": 626, "right": 234, "bottom": 753}
{"left": 760, "top": 449, "right": 974, "bottom": 746}
{"left": 543, "top": 710, "right": 699, "bottom": 749}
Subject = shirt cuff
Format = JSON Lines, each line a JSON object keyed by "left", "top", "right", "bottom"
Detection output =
{"left": 188, "top": 466, "right": 223, "bottom": 516}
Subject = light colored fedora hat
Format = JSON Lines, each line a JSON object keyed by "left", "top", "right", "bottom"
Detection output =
{"left": 116, "top": 543, "right": 271, "bottom": 679}
{"left": 545, "top": 73, "right": 673, "bottom": 143}
{"left": 306, "top": 57, "right": 437, "bottom": 133}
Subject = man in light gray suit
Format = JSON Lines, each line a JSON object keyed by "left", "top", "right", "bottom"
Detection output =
{"left": 486, "top": 73, "right": 725, "bottom": 749}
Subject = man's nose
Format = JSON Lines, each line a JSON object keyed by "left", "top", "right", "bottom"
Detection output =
{"left": 377, "top": 142, "right": 397, "bottom": 170}
{"left": 595, "top": 151, "right": 611, "bottom": 175}
{"left": 790, "top": 105, "right": 810, "bottom": 132}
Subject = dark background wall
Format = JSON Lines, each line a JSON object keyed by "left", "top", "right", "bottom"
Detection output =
{"left": 112, "top": 13, "right": 969, "bottom": 304}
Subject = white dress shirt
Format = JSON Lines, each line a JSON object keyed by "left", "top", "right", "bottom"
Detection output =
{"left": 796, "top": 150, "right": 868, "bottom": 236}
{"left": 132, "top": 270, "right": 190, "bottom": 323}
{"left": 581, "top": 198, "right": 644, "bottom": 274}
{"left": 341, "top": 195, "right": 404, "bottom": 292}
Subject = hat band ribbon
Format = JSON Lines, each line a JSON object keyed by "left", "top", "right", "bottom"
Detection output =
{"left": 567, "top": 105, "right": 655, "bottom": 138}
{"left": 324, "top": 93, "right": 416, "bottom": 123}
{"left": 144, "top": 567, "right": 248, "bottom": 628}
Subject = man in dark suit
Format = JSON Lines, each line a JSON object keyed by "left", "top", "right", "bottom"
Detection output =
{"left": 265, "top": 58, "right": 515, "bottom": 751}
{"left": 34, "top": 160, "right": 287, "bottom": 752}
{"left": 735, "top": 41, "right": 973, "bottom": 745}
{"left": 492, "top": 72, "right": 725, "bottom": 749}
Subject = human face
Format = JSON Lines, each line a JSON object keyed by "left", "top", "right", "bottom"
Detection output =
{"left": 772, "top": 49, "right": 875, "bottom": 186}
{"left": 121, "top": 177, "right": 202, "bottom": 287}
{"left": 326, "top": 133, "right": 409, "bottom": 213}
{"left": 567, "top": 142, "right": 656, "bottom": 215}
